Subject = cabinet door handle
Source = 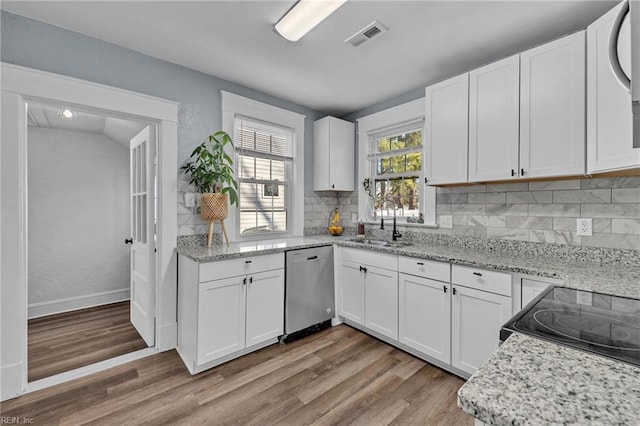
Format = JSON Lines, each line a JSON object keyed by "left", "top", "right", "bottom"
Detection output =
{"left": 520, "top": 168, "right": 525, "bottom": 176}
{"left": 453, "top": 287, "right": 457, "bottom": 295}
{"left": 249, "top": 276, "right": 253, "bottom": 284}
{"left": 245, "top": 260, "right": 252, "bottom": 264}
{"left": 331, "top": 184, "right": 335, "bottom": 189}
{"left": 511, "top": 169, "right": 516, "bottom": 177}
{"left": 443, "top": 285, "right": 448, "bottom": 293}
{"left": 125, "top": 238, "right": 133, "bottom": 245}
{"left": 417, "top": 262, "right": 424, "bottom": 266}
{"left": 307, "top": 255, "right": 318, "bottom": 260}
{"left": 242, "top": 277, "right": 247, "bottom": 285}
{"left": 359, "top": 266, "right": 368, "bottom": 273}
{"left": 473, "top": 272, "right": 483, "bottom": 277}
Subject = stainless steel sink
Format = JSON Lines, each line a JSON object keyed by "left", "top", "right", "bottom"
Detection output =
{"left": 348, "top": 238, "right": 412, "bottom": 248}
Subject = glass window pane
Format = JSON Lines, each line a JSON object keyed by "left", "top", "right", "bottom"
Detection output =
{"left": 254, "top": 157, "right": 271, "bottom": 180}
{"left": 374, "top": 176, "right": 420, "bottom": 219}
{"left": 406, "top": 152, "right": 422, "bottom": 172}
{"left": 271, "top": 159, "right": 285, "bottom": 181}
{"left": 375, "top": 129, "right": 422, "bottom": 154}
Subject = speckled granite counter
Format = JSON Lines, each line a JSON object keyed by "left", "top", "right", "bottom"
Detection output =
{"left": 178, "top": 234, "right": 640, "bottom": 425}
{"left": 177, "top": 235, "right": 640, "bottom": 299}
{"left": 458, "top": 334, "right": 640, "bottom": 425}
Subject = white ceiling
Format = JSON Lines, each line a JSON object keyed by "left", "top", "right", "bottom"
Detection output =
{"left": 27, "top": 102, "right": 147, "bottom": 146}
{"left": 2, "top": 1, "right": 617, "bottom": 116}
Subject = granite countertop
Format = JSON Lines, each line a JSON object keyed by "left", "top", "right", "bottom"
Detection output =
{"left": 458, "top": 334, "right": 640, "bottom": 425}
{"left": 177, "top": 235, "right": 640, "bottom": 299}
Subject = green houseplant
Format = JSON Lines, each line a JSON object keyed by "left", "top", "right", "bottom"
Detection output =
{"left": 181, "top": 131, "right": 238, "bottom": 246}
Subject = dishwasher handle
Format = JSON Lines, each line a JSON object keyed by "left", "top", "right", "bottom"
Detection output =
{"left": 307, "top": 255, "right": 318, "bottom": 260}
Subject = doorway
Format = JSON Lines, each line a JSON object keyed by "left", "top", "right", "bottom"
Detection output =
{"left": 25, "top": 101, "right": 152, "bottom": 382}
{"left": 1, "top": 63, "right": 178, "bottom": 401}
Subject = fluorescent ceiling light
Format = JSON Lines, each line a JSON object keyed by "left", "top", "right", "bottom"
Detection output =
{"left": 275, "top": 0, "right": 348, "bottom": 42}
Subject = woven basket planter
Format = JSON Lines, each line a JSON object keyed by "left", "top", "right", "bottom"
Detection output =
{"left": 201, "top": 193, "right": 228, "bottom": 221}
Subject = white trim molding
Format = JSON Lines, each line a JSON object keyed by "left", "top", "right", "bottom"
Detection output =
{"left": 28, "top": 289, "right": 130, "bottom": 319}
{"left": 220, "top": 91, "right": 306, "bottom": 241}
{"left": 356, "top": 98, "right": 437, "bottom": 226}
{"left": 0, "top": 62, "right": 178, "bottom": 401}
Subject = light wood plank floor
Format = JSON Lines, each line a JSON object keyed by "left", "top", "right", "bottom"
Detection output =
{"left": 5, "top": 325, "right": 472, "bottom": 425}
{"left": 28, "top": 301, "right": 148, "bottom": 381}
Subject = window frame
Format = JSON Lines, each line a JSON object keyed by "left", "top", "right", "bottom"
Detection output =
{"left": 234, "top": 116, "right": 293, "bottom": 236}
{"left": 221, "top": 91, "right": 305, "bottom": 241}
{"left": 357, "top": 98, "right": 437, "bottom": 227}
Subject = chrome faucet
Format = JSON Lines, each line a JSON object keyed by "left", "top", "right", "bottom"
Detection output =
{"left": 379, "top": 196, "right": 402, "bottom": 241}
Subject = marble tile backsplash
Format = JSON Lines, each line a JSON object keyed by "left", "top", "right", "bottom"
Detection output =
{"left": 434, "top": 176, "right": 640, "bottom": 250}
{"left": 177, "top": 175, "right": 639, "bottom": 252}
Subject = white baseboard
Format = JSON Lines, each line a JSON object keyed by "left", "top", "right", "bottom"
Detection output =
{"left": 28, "top": 288, "right": 130, "bottom": 319}
{"left": 1, "top": 361, "right": 25, "bottom": 402}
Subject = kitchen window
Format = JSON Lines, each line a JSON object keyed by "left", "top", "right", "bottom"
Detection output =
{"left": 357, "top": 98, "right": 436, "bottom": 226}
{"left": 235, "top": 117, "right": 292, "bottom": 235}
{"left": 221, "top": 91, "right": 305, "bottom": 241}
{"left": 369, "top": 128, "right": 423, "bottom": 221}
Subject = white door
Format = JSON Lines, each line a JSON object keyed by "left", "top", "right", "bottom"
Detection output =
{"left": 520, "top": 31, "right": 586, "bottom": 178}
{"left": 129, "top": 126, "right": 156, "bottom": 346}
{"left": 451, "top": 285, "right": 511, "bottom": 375}
{"left": 399, "top": 274, "right": 451, "bottom": 364}
{"left": 425, "top": 73, "right": 470, "bottom": 185}
{"left": 469, "top": 55, "right": 520, "bottom": 182}
{"left": 337, "top": 260, "right": 365, "bottom": 325}
{"left": 197, "top": 276, "right": 246, "bottom": 365}
{"left": 245, "top": 269, "right": 284, "bottom": 347}
{"left": 364, "top": 266, "right": 399, "bottom": 340}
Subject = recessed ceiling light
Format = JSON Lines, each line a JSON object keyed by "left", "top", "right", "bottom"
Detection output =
{"left": 57, "top": 109, "right": 78, "bottom": 120}
{"left": 275, "top": 0, "right": 347, "bottom": 42}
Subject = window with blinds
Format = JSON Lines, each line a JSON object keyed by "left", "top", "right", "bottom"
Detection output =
{"left": 235, "top": 117, "right": 292, "bottom": 235}
{"left": 369, "top": 127, "right": 423, "bottom": 220}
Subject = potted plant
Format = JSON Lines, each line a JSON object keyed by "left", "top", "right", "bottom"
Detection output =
{"left": 181, "top": 131, "right": 238, "bottom": 247}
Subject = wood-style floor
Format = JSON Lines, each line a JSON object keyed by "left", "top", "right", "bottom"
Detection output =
{"left": 5, "top": 325, "right": 472, "bottom": 425}
{"left": 28, "top": 301, "right": 148, "bottom": 381}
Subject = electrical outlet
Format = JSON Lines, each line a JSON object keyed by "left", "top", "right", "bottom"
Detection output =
{"left": 439, "top": 215, "right": 453, "bottom": 229}
{"left": 576, "top": 218, "right": 592, "bottom": 236}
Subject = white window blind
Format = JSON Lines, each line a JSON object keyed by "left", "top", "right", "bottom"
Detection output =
{"left": 235, "top": 117, "right": 292, "bottom": 235}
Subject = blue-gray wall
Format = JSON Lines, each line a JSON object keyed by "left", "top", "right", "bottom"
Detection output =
{"left": 0, "top": 11, "right": 323, "bottom": 191}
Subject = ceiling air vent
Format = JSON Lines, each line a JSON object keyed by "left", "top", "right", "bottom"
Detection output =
{"left": 345, "top": 21, "right": 388, "bottom": 47}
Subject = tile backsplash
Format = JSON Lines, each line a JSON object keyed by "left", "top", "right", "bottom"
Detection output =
{"left": 433, "top": 177, "right": 640, "bottom": 250}
{"left": 178, "top": 175, "right": 639, "bottom": 252}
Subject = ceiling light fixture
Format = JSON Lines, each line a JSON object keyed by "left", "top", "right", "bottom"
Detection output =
{"left": 275, "top": 0, "right": 348, "bottom": 42}
{"left": 57, "top": 108, "right": 78, "bottom": 120}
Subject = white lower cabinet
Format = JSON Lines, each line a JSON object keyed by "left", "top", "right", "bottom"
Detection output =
{"left": 178, "top": 253, "right": 284, "bottom": 374}
{"left": 364, "top": 265, "right": 398, "bottom": 340}
{"left": 451, "top": 284, "right": 511, "bottom": 375}
{"left": 336, "top": 247, "right": 398, "bottom": 339}
{"left": 399, "top": 273, "right": 451, "bottom": 364}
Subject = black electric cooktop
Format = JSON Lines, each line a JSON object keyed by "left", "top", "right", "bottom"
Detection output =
{"left": 501, "top": 286, "right": 640, "bottom": 367}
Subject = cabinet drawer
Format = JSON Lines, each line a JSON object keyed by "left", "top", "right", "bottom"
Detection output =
{"left": 339, "top": 247, "right": 397, "bottom": 271}
{"left": 451, "top": 265, "right": 511, "bottom": 297}
{"left": 398, "top": 256, "right": 450, "bottom": 282}
{"left": 199, "top": 253, "right": 284, "bottom": 283}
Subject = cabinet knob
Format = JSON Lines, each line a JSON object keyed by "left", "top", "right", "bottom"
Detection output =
{"left": 453, "top": 287, "right": 457, "bottom": 295}
{"left": 242, "top": 277, "right": 247, "bottom": 285}
{"left": 359, "top": 266, "right": 368, "bottom": 273}
{"left": 249, "top": 276, "right": 253, "bottom": 284}
{"left": 473, "top": 272, "right": 483, "bottom": 277}
{"left": 443, "top": 285, "right": 448, "bottom": 293}
{"left": 331, "top": 184, "right": 335, "bottom": 189}
{"left": 124, "top": 238, "right": 133, "bottom": 245}
{"left": 511, "top": 169, "right": 516, "bottom": 177}
{"left": 245, "top": 260, "right": 252, "bottom": 264}
{"left": 521, "top": 168, "right": 525, "bottom": 176}
{"left": 417, "top": 262, "right": 424, "bottom": 266}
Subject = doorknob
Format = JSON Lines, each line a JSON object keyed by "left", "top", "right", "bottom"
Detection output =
{"left": 125, "top": 238, "right": 133, "bottom": 245}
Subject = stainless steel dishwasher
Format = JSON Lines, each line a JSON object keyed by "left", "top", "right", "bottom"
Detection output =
{"left": 283, "top": 245, "right": 335, "bottom": 342}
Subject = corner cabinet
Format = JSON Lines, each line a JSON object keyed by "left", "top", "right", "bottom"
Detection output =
{"left": 425, "top": 73, "right": 470, "bottom": 185}
{"left": 313, "top": 116, "right": 355, "bottom": 191}
{"left": 587, "top": 3, "right": 639, "bottom": 173}
{"left": 336, "top": 247, "right": 398, "bottom": 340}
{"left": 177, "top": 253, "right": 284, "bottom": 374}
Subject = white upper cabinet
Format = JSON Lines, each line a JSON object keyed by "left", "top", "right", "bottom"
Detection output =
{"left": 425, "top": 73, "right": 470, "bottom": 185}
{"left": 587, "top": 3, "right": 639, "bottom": 173}
{"left": 468, "top": 55, "right": 521, "bottom": 182}
{"left": 520, "top": 31, "right": 586, "bottom": 178}
{"left": 314, "top": 116, "right": 355, "bottom": 191}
